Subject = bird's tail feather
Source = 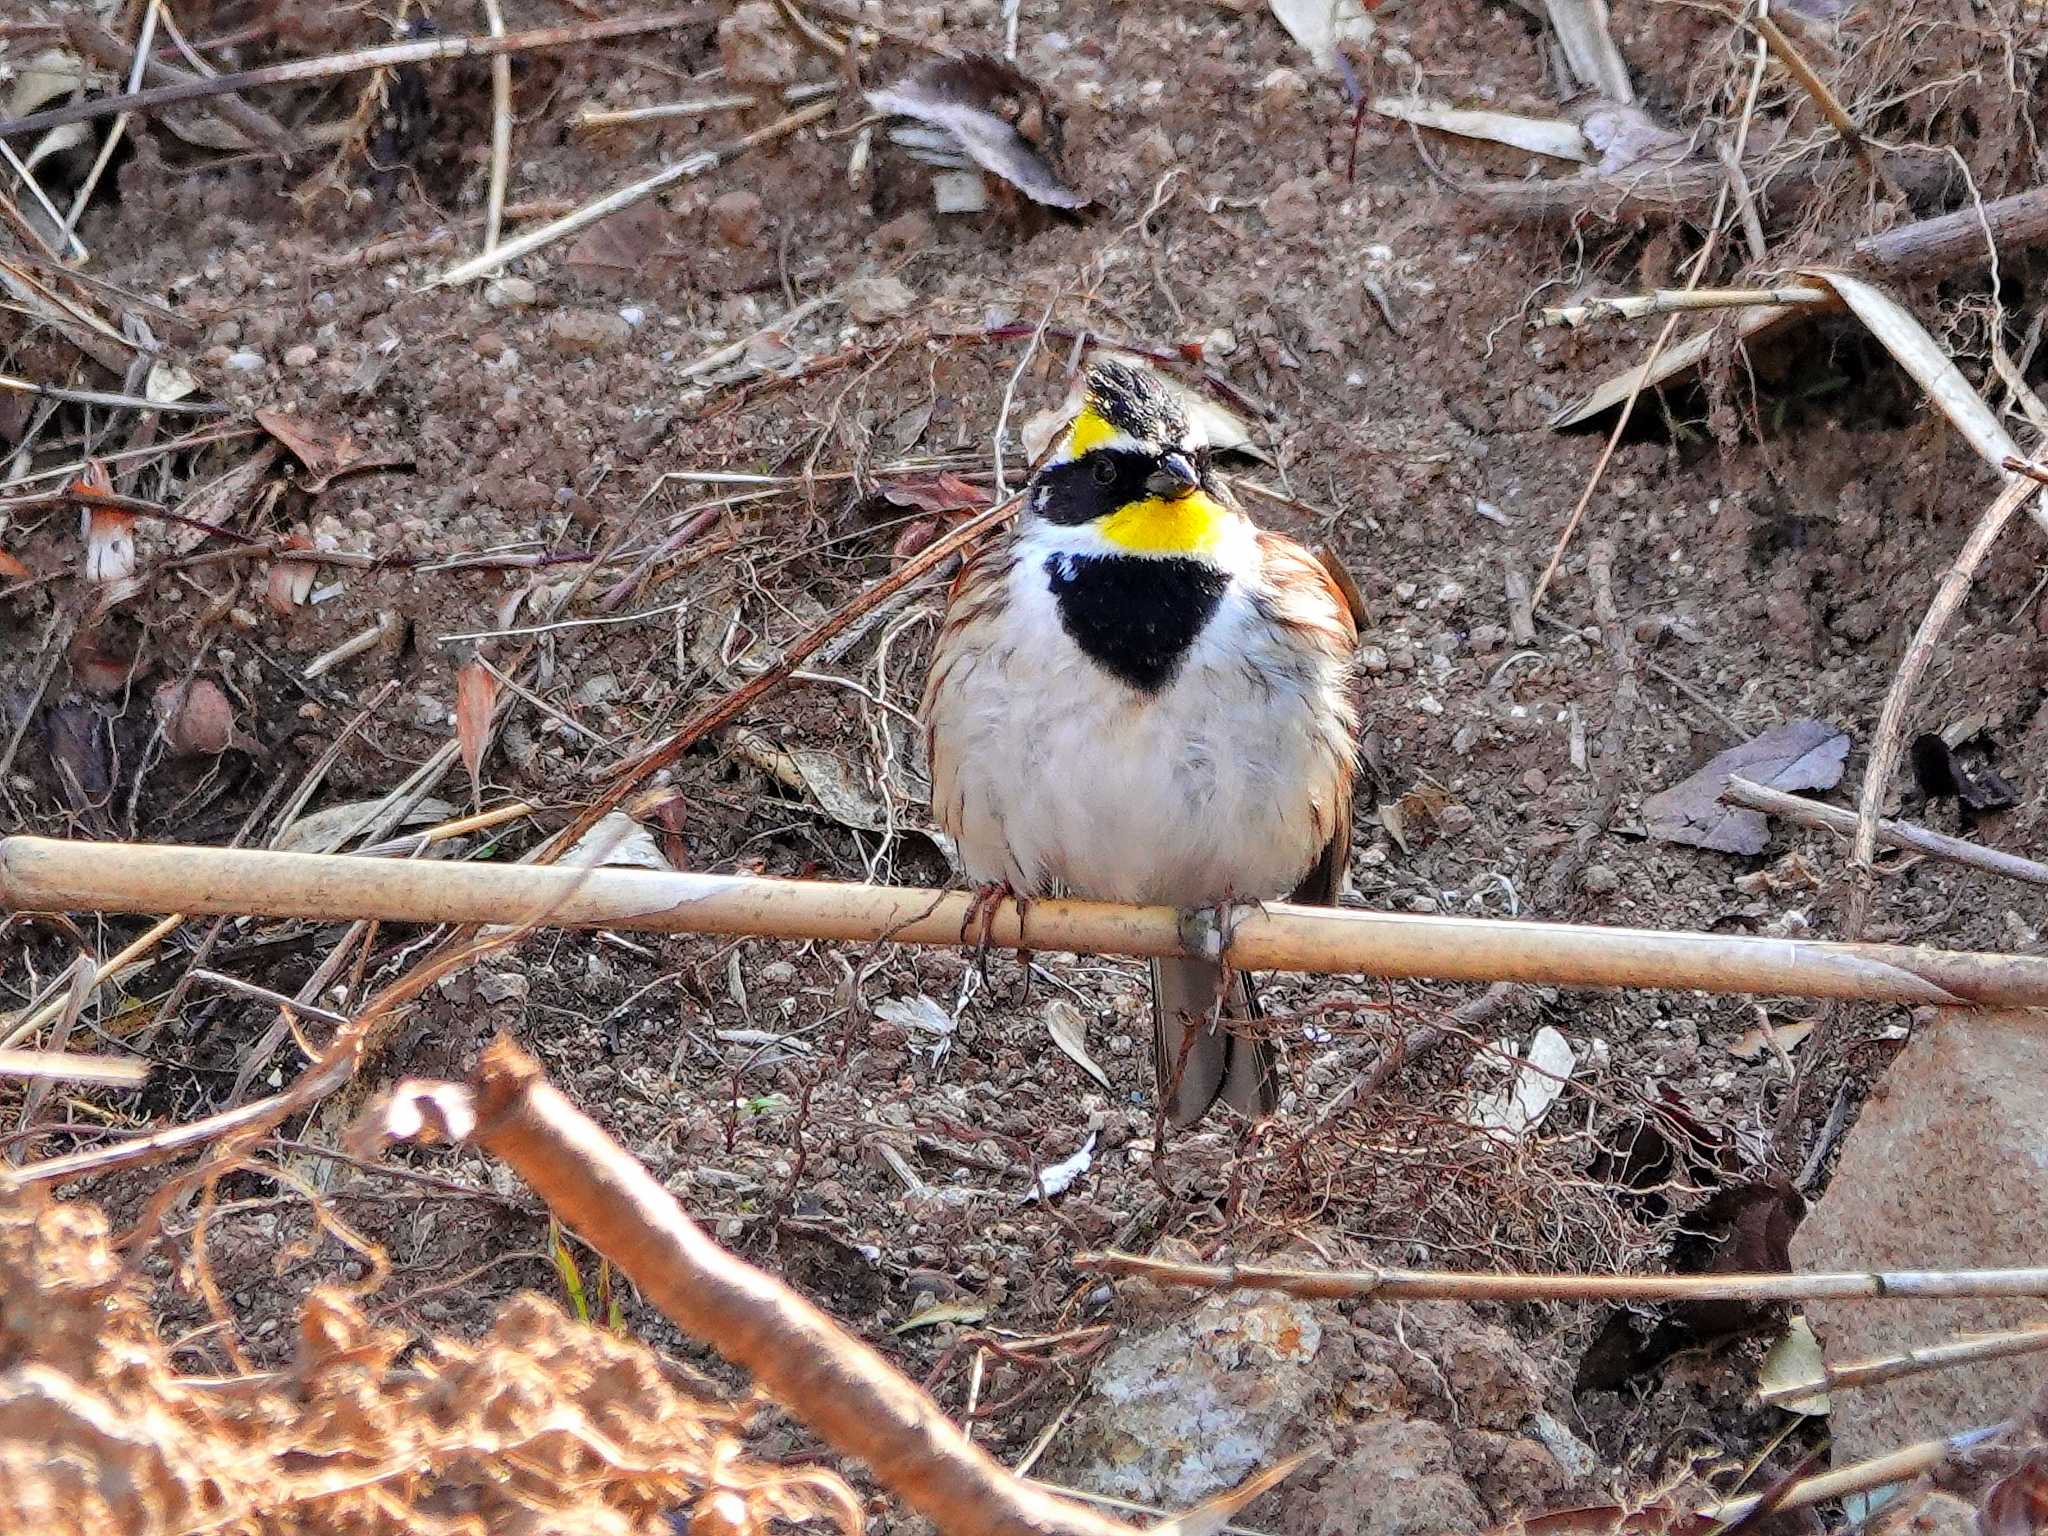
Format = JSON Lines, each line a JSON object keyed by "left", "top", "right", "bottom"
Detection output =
{"left": 1150, "top": 956, "right": 1276, "bottom": 1128}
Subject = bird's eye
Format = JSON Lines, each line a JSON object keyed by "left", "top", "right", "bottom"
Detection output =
{"left": 1090, "top": 457, "right": 1118, "bottom": 486}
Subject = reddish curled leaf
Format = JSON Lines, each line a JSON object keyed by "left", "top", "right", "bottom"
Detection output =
{"left": 872, "top": 472, "right": 993, "bottom": 515}
{"left": 69, "top": 460, "right": 136, "bottom": 585}
{"left": 456, "top": 660, "right": 497, "bottom": 805}
{"left": 153, "top": 678, "right": 236, "bottom": 757}
{"left": 0, "top": 548, "right": 30, "bottom": 580}
{"left": 255, "top": 408, "right": 411, "bottom": 493}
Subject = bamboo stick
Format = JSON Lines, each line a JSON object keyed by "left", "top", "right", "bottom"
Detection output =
{"left": 1756, "top": 1322, "right": 2048, "bottom": 1406}
{"left": 10, "top": 836, "right": 2048, "bottom": 1006}
{"left": 1074, "top": 1250, "right": 2048, "bottom": 1304}
{"left": 1725, "top": 776, "right": 2048, "bottom": 887}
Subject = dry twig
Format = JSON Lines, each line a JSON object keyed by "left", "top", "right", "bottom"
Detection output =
{"left": 1724, "top": 776, "right": 2048, "bottom": 888}
{"left": 1756, "top": 1322, "right": 2048, "bottom": 1407}
{"left": 357, "top": 1038, "right": 1178, "bottom": 1536}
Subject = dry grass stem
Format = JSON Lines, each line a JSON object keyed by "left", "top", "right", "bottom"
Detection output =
{"left": 1538, "top": 285, "right": 1830, "bottom": 328}
{"left": 1078, "top": 1251, "right": 2048, "bottom": 1304}
{"left": 433, "top": 98, "right": 835, "bottom": 286}
{"left": 0, "top": 10, "right": 717, "bottom": 141}
{"left": 1695, "top": 1427, "right": 1997, "bottom": 1524}
{"left": 1756, "top": 1323, "right": 2048, "bottom": 1406}
{"left": 1724, "top": 775, "right": 2048, "bottom": 887}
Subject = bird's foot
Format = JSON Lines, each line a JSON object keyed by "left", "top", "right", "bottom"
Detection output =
{"left": 959, "top": 880, "right": 1028, "bottom": 982}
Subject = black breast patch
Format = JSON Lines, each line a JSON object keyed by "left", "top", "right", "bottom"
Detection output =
{"left": 1044, "top": 553, "right": 1229, "bottom": 693}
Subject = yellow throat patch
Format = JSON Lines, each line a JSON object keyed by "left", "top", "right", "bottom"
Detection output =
{"left": 1099, "top": 489, "right": 1227, "bottom": 554}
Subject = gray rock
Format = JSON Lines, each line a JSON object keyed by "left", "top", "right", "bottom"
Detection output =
{"left": 1046, "top": 1261, "right": 1580, "bottom": 1534}
{"left": 844, "top": 274, "right": 916, "bottom": 324}
{"left": 550, "top": 308, "right": 631, "bottom": 354}
{"left": 1794, "top": 1009, "right": 2048, "bottom": 1464}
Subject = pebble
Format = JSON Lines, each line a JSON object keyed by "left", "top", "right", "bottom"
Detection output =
{"left": 282, "top": 343, "right": 318, "bottom": 368}
{"left": 718, "top": 0, "right": 797, "bottom": 85}
{"left": 1581, "top": 864, "right": 1620, "bottom": 894}
{"left": 224, "top": 349, "right": 266, "bottom": 372}
{"left": 711, "top": 188, "right": 766, "bottom": 249}
{"left": 845, "top": 274, "right": 916, "bottom": 323}
{"left": 485, "top": 276, "right": 537, "bottom": 308}
{"left": 1437, "top": 803, "right": 1475, "bottom": 835}
{"left": 550, "top": 308, "right": 631, "bottom": 355}
{"left": 1357, "top": 644, "right": 1389, "bottom": 674}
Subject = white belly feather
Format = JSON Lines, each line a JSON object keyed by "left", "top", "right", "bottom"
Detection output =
{"left": 930, "top": 521, "right": 1349, "bottom": 906}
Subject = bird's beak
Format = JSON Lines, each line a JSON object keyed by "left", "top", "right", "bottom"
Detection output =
{"left": 1145, "top": 451, "right": 1200, "bottom": 501}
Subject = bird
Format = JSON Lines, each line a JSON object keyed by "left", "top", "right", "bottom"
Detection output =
{"left": 923, "top": 358, "right": 1360, "bottom": 1127}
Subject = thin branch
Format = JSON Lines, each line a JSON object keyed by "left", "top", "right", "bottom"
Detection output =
{"left": 0, "top": 10, "right": 717, "bottom": 140}
{"left": 1757, "top": 1322, "right": 2048, "bottom": 1406}
{"left": 1537, "top": 285, "right": 1830, "bottom": 328}
{"left": 14, "top": 836, "right": 2048, "bottom": 1007}
{"left": 478, "top": 0, "right": 512, "bottom": 256}
{"left": 361, "top": 1037, "right": 1147, "bottom": 1536}
{"left": 1724, "top": 775, "right": 2048, "bottom": 887}
{"left": 432, "top": 98, "right": 835, "bottom": 286}
{"left": 1696, "top": 1426, "right": 2000, "bottom": 1525}
{"left": 1076, "top": 1251, "right": 2048, "bottom": 1304}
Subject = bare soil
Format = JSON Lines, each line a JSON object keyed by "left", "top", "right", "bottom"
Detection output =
{"left": 4, "top": 0, "right": 2047, "bottom": 1527}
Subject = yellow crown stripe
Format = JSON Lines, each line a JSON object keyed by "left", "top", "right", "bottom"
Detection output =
{"left": 1098, "top": 490, "right": 1226, "bottom": 555}
{"left": 1065, "top": 406, "right": 1121, "bottom": 457}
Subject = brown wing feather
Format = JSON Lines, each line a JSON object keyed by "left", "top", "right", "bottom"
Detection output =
{"left": 1255, "top": 530, "right": 1360, "bottom": 909}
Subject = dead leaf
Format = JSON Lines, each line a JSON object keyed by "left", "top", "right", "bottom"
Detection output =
{"left": 1543, "top": 0, "right": 1635, "bottom": 105}
{"left": 1575, "top": 101, "right": 1687, "bottom": 174}
{"left": 867, "top": 53, "right": 1089, "bottom": 210}
{"left": 890, "top": 1299, "right": 988, "bottom": 1334}
{"left": 255, "top": 409, "right": 410, "bottom": 493}
{"left": 145, "top": 360, "right": 199, "bottom": 405}
{"left": 0, "top": 549, "right": 29, "bottom": 581}
{"left": 1550, "top": 303, "right": 1801, "bottom": 429}
{"left": 1465, "top": 1025, "right": 1576, "bottom": 1139}
{"left": 866, "top": 473, "right": 993, "bottom": 517}
{"left": 1758, "top": 1315, "right": 1832, "bottom": 1415}
{"left": 275, "top": 796, "right": 456, "bottom": 855}
{"left": 873, "top": 994, "right": 956, "bottom": 1038}
{"left": 557, "top": 811, "right": 673, "bottom": 872}
{"left": 455, "top": 660, "right": 496, "bottom": 806}
{"left": 1045, "top": 1000, "right": 1111, "bottom": 1091}
{"left": 1727, "top": 1016, "right": 1816, "bottom": 1061}
{"left": 1267, "top": 0, "right": 1375, "bottom": 72}
{"left": 1643, "top": 720, "right": 1849, "bottom": 855}
{"left": 1370, "top": 99, "right": 1590, "bottom": 163}
{"left": 1981, "top": 1455, "right": 2048, "bottom": 1536}
{"left": 565, "top": 199, "right": 670, "bottom": 276}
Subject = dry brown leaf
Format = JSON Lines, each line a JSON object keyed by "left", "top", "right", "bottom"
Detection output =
{"left": 867, "top": 53, "right": 1088, "bottom": 209}
{"left": 0, "top": 548, "right": 29, "bottom": 581}
{"left": 1757, "top": 1315, "right": 1831, "bottom": 1415}
{"left": 870, "top": 473, "right": 993, "bottom": 516}
{"left": 1727, "top": 1016, "right": 1816, "bottom": 1061}
{"left": 1370, "top": 99, "right": 1589, "bottom": 162}
{"left": 255, "top": 408, "right": 410, "bottom": 493}
{"left": 1044, "top": 999, "right": 1111, "bottom": 1091}
{"left": 1642, "top": 720, "right": 1849, "bottom": 855}
{"left": 456, "top": 660, "right": 497, "bottom": 806}
{"left": 1267, "top": 0, "right": 1375, "bottom": 71}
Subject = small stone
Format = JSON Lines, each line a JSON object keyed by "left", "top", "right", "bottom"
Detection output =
{"left": 710, "top": 188, "right": 767, "bottom": 249}
{"left": 153, "top": 679, "right": 235, "bottom": 756}
{"left": 1580, "top": 864, "right": 1620, "bottom": 894}
{"left": 1357, "top": 644, "right": 1389, "bottom": 674}
{"left": 476, "top": 969, "right": 529, "bottom": 1006}
{"left": 485, "top": 276, "right": 537, "bottom": 308}
{"left": 1417, "top": 695, "right": 1444, "bottom": 717}
{"left": 1263, "top": 175, "right": 1320, "bottom": 237}
{"left": 549, "top": 308, "right": 631, "bottom": 354}
{"left": 874, "top": 210, "right": 933, "bottom": 251}
{"left": 224, "top": 349, "right": 266, "bottom": 372}
{"left": 718, "top": 0, "right": 797, "bottom": 85}
{"left": 845, "top": 274, "right": 916, "bottom": 323}
{"left": 281, "top": 342, "right": 318, "bottom": 368}
{"left": 1519, "top": 767, "right": 1548, "bottom": 796}
{"left": 1437, "top": 803, "right": 1474, "bottom": 835}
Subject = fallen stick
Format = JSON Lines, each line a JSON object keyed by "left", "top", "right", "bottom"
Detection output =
{"left": 1755, "top": 1321, "right": 2048, "bottom": 1406}
{"left": 1074, "top": 1250, "right": 2048, "bottom": 1303}
{"left": 353, "top": 1039, "right": 1205, "bottom": 1536}
{"left": 1724, "top": 775, "right": 2048, "bottom": 887}
{"left": 0, "top": 9, "right": 715, "bottom": 140}
{"left": 12, "top": 836, "right": 2048, "bottom": 1006}
{"left": 1695, "top": 1425, "right": 2000, "bottom": 1525}
{"left": 1859, "top": 185, "right": 2048, "bottom": 282}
